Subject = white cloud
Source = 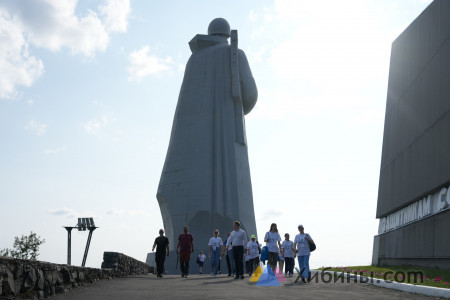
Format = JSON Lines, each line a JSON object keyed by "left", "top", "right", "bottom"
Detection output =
{"left": 25, "top": 120, "right": 47, "bottom": 136}
{"left": 1, "top": 0, "right": 111, "bottom": 57}
{"left": 84, "top": 118, "right": 104, "bottom": 134}
{"left": 248, "top": 10, "right": 258, "bottom": 23}
{"left": 248, "top": 8, "right": 274, "bottom": 39}
{"left": 84, "top": 103, "right": 116, "bottom": 135}
{"left": 127, "top": 46, "right": 173, "bottom": 82}
{"left": 271, "top": 0, "right": 390, "bottom": 88}
{"left": 247, "top": 46, "right": 267, "bottom": 64}
{"left": 46, "top": 207, "right": 102, "bottom": 223}
{"left": 177, "top": 63, "right": 186, "bottom": 73}
{"left": 242, "top": 0, "right": 393, "bottom": 121}
{"left": 105, "top": 208, "right": 150, "bottom": 217}
{"left": 99, "top": 0, "right": 131, "bottom": 33}
{"left": 256, "top": 209, "right": 284, "bottom": 222}
{"left": 108, "top": 224, "right": 152, "bottom": 232}
{"left": 248, "top": 86, "right": 364, "bottom": 121}
{"left": 0, "top": 9, "right": 44, "bottom": 99}
{"left": 43, "top": 145, "right": 67, "bottom": 155}
{"left": 47, "top": 207, "right": 78, "bottom": 218}
{"left": 0, "top": 0, "right": 131, "bottom": 99}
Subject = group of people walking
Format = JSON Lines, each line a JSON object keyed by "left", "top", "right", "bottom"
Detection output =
{"left": 152, "top": 221, "right": 314, "bottom": 283}
{"left": 262, "top": 223, "right": 314, "bottom": 282}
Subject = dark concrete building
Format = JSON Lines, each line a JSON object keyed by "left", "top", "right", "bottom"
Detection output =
{"left": 373, "top": 0, "right": 450, "bottom": 269}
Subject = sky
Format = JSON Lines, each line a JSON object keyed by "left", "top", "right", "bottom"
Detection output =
{"left": 0, "top": 0, "right": 433, "bottom": 268}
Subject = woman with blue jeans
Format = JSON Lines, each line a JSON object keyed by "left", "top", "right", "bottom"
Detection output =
{"left": 208, "top": 229, "right": 223, "bottom": 278}
{"left": 264, "top": 223, "right": 282, "bottom": 273}
{"left": 294, "top": 224, "right": 314, "bottom": 283}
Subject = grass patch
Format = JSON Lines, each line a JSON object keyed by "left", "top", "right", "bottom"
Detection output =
{"left": 318, "top": 265, "right": 450, "bottom": 289}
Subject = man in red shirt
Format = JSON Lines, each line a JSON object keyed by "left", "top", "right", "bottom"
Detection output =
{"left": 176, "top": 226, "right": 194, "bottom": 278}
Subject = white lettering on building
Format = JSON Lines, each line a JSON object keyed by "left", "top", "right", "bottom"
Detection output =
{"left": 378, "top": 185, "right": 450, "bottom": 234}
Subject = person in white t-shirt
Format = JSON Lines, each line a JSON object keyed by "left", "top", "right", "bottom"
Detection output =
{"left": 294, "top": 224, "right": 314, "bottom": 283}
{"left": 208, "top": 229, "right": 223, "bottom": 278}
{"left": 281, "top": 233, "right": 295, "bottom": 277}
{"left": 197, "top": 251, "right": 206, "bottom": 274}
{"left": 246, "top": 234, "right": 261, "bottom": 276}
{"left": 264, "top": 223, "right": 282, "bottom": 273}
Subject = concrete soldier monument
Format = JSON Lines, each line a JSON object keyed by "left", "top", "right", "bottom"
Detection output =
{"left": 152, "top": 18, "right": 258, "bottom": 273}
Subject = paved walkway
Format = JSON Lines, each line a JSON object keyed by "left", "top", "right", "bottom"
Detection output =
{"left": 52, "top": 273, "right": 440, "bottom": 299}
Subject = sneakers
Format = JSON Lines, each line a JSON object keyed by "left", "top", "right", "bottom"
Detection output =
{"left": 240, "top": 276, "right": 244, "bottom": 279}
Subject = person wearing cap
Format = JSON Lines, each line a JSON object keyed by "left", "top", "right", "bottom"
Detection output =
{"left": 246, "top": 234, "right": 261, "bottom": 276}
{"left": 208, "top": 229, "right": 223, "bottom": 278}
{"left": 294, "top": 225, "right": 314, "bottom": 283}
{"left": 264, "top": 223, "right": 282, "bottom": 273}
{"left": 152, "top": 229, "right": 170, "bottom": 278}
{"left": 281, "top": 233, "right": 295, "bottom": 277}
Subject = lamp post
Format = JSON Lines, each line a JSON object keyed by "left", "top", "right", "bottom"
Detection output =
{"left": 64, "top": 218, "right": 98, "bottom": 267}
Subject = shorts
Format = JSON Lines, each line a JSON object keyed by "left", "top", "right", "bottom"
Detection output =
{"left": 268, "top": 252, "right": 278, "bottom": 266}
{"left": 198, "top": 261, "right": 204, "bottom": 267}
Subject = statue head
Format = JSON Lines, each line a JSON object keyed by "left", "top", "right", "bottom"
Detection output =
{"left": 208, "top": 18, "right": 231, "bottom": 38}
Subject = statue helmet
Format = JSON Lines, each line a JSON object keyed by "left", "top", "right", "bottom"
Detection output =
{"left": 208, "top": 18, "right": 231, "bottom": 37}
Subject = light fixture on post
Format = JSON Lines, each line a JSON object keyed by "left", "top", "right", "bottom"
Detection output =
{"left": 63, "top": 218, "right": 98, "bottom": 267}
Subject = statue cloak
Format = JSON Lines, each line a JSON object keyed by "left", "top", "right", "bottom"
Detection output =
{"left": 157, "top": 34, "right": 258, "bottom": 253}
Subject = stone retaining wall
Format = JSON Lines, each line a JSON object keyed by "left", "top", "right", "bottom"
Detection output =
{"left": 0, "top": 252, "right": 151, "bottom": 299}
{"left": 101, "top": 252, "right": 152, "bottom": 276}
